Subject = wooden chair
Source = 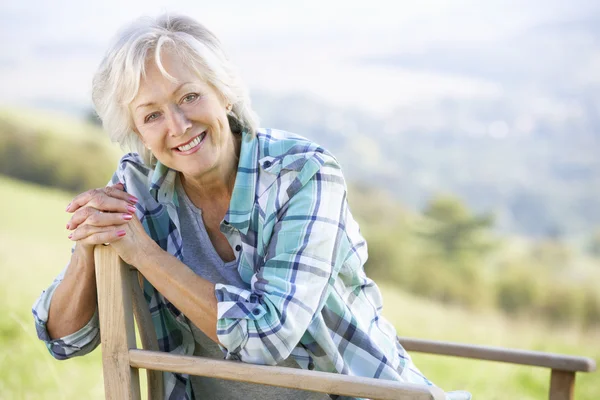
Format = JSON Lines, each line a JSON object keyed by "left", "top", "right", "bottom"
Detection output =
{"left": 94, "top": 246, "right": 596, "bottom": 400}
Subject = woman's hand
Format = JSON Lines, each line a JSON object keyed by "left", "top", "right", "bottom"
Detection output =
{"left": 105, "top": 212, "right": 156, "bottom": 266}
{"left": 66, "top": 183, "right": 140, "bottom": 252}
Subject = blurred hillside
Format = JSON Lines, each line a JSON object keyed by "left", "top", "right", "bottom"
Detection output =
{"left": 253, "top": 90, "right": 600, "bottom": 239}
{"left": 250, "top": 15, "right": 600, "bottom": 238}
{"left": 0, "top": 108, "right": 121, "bottom": 192}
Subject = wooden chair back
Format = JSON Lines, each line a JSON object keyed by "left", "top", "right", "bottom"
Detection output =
{"left": 94, "top": 245, "right": 446, "bottom": 400}
{"left": 94, "top": 245, "right": 596, "bottom": 400}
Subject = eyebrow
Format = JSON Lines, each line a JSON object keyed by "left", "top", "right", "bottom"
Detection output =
{"left": 134, "top": 82, "right": 190, "bottom": 111}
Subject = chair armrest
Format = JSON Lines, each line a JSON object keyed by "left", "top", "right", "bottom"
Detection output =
{"left": 399, "top": 337, "right": 596, "bottom": 372}
{"left": 129, "top": 350, "right": 447, "bottom": 400}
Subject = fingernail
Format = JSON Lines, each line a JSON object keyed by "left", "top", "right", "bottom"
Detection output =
{"left": 128, "top": 196, "right": 139, "bottom": 204}
{"left": 116, "top": 230, "right": 126, "bottom": 237}
{"left": 127, "top": 205, "right": 136, "bottom": 214}
{"left": 68, "top": 233, "right": 73, "bottom": 239}
{"left": 122, "top": 213, "right": 133, "bottom": 221}
{"left": 66, "top": 223, "right": 70, "bottom": 230}
{"left": 65, "top": 202, "right": 71, "bottom": 211}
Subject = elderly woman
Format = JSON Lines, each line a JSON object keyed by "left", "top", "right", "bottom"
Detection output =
{"left": 32, "top": 14, "right": 469, "bottom": 400}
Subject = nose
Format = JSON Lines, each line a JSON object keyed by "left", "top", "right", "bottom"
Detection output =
{"left": 166, "top": 104, "right": 192, "bottom": 137}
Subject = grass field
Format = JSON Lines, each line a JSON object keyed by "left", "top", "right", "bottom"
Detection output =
{"left": 0, "top": 175, "right": 598, "bottom": 399}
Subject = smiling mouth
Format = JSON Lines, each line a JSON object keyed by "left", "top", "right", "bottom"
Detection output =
{"left": 175, "top": 131, "right": 206, "bottom": 152}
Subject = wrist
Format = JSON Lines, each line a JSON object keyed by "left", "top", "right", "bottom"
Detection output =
{"left": 129, "top": 237, "right": 160, "bottom": 268}
{"left": 74, "top": 242, "right": 95, "bottom": 261}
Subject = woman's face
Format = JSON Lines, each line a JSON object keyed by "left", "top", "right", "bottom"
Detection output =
{"left": 130, "top": 51, "right": 236, "bottom": 181}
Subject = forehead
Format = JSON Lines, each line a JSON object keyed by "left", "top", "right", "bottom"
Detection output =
{"left": 132, "top": 51, "right": 206, "bottom": 104}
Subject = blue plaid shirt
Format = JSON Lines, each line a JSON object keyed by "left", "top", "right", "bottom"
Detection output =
{"left": 33, "top": 128, "right": 437, "bottom": 399}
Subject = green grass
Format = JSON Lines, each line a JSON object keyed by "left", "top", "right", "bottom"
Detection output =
{"left": 0, "top": 176, "right": 105, "bottom": 399}
{"left": 0, "top": 175, "right": 597, "bottom": 399}
{"left": 381, "top": 288, "right": 599, "bottom": 399}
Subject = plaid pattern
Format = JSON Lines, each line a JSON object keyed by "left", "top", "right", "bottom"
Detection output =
{"left": 33, "top": 129, "right": 437, "bottom": 400}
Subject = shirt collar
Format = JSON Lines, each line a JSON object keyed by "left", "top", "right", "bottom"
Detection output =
{"left": 225, "top": 130, "right": 260, "bottom": 235}
{"left": 147, "top": 130, "right": 260, "bottom": 235}
{"left": 149, "top": 160, "right": 178, "bottom": 206}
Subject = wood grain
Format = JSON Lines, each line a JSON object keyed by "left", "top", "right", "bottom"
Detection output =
{"left": 131, "top": 270, "right": 164, "bottom": 400}
{"left": 129, "top": 349, "right": 446, "bottom": 400}
{"left": 399, "top": 337, "right": 596, "bottom": 372}
{"left": 94, "top": 245, "right": 141, "bottom": 400}
{"left": 549, "top": 370, "right": 575, "bottom": 400}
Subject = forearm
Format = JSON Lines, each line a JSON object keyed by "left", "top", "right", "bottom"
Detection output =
{"left": 133, "top": 241, "right": 220, "bottom": 343}
{"left": 47, "top": 244, "right": 98, "bottom": 339}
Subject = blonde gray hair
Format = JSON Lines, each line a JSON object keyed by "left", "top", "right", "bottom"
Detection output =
{"left": 92, "top": 14, "right": 259, "bottom": 165}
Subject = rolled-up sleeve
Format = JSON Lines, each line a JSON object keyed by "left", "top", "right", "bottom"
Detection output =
{"left": 216, "top": 158, "right": 348, "bottom": 365}
{"left": 32, "top": 264, "right": 101, "bottom": 360}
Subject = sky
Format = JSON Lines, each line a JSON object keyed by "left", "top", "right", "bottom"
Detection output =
{"left": 1, "top": 0, "right": 599, "bottom": 116}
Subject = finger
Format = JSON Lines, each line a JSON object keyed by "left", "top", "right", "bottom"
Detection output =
{"left": 105, "top": 184, "right": 138, "bottom": 204}
{"left": 67, "top": 189, "right": 138, "bottom": 215}
{"left": 66, "top": 185, "right": 137, "bottom": 213}
{"left": 68, "top": 223, "right": 127, "bottom": 244}
{"left": 67, "top": 207, "right": 134, "bottom": 230}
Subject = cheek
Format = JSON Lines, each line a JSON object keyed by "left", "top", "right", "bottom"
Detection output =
{"left": 138, "top": 133, "right": 166, "bottom": 156}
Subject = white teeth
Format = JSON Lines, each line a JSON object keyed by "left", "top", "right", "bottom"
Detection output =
{"left": 177, "top": 132, "right": 204, "bottom": 152}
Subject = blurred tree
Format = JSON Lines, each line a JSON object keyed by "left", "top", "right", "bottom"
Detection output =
{"left": 495, "top": 261, "right": 543, "bottom": 315}
{"left": 410, "top": 194, "right": 498, "bottom": 308}
{"left": 417, "top": 194, "right": 496, "bottom": 260}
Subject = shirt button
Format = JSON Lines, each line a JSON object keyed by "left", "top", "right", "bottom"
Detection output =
{"left": 252, "top": 308, "right": 261, "bottom": 316}
{"left": 235, "top": 244, "right": 242, "bottom": 252}
{"left": 263, "top": 160, "right": 272, "bottom": 168}
{"left": 223, "top": 220, "right": 229, "bottom": 225}
{"left": 308, "top": 362, "right": 315, "bottom": 370}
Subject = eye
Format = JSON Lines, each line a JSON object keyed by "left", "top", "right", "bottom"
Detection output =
{"left": 181, "top": 93, "right": 199, "bottom": 104}
{"left": 144, "top": 112, "right": 161, "bottom": 124}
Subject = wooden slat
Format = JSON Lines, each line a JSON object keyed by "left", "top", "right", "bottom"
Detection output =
{"left": 131, "top": 270, "right": 164, "bottom": 400}
{"left": 399, "top": 337, "right": 596, "bottom": 373}
{"left": 129, "top": 350, "right": 446, "bottom": 400}
{"left": 94, "top": 246, "right": 141, "bottom": 400}
{"left": 549, "top": 370, "right": 575, "bottom": 400}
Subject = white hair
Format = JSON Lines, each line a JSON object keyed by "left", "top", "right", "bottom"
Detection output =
{"left": 92, "top": 14, "right": 259, "bottom": 165}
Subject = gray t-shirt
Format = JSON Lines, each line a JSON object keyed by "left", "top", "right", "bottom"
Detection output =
{"left": 176, "top": 180, "right": 328, "bottom": 400}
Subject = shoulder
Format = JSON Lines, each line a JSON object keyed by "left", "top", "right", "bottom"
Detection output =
{"left": 110, "top": 152, "right": 153, "bottom": 188}
{"left": 252, "top": 129, "right": 345, "bottom": 200}
{"left": 255, "top": 128, "right": 341, "bottom": 179}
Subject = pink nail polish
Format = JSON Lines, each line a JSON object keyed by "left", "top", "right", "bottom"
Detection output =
{"left": 66, "top": 223, "right": 70, "bottom": 230}
{"left": 129, "top": 196, "right": 139, "bottom": 204}
{"left": 116, "top": 230, "right": 126, "bottom": 237}
{"left": 122, "top": 213, "right": 133, "bottom": 221}
{"left": 68, "top": 233, "right": 73, "bottom": 239}
{"left": 127, "top": 205, "right": 136, "bottom": 214}
{"left": 65, "top": 202, "right": 71, "bottom": 211}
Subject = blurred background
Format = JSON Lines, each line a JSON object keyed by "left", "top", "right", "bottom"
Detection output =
{"left": 1, "top": 1, "right": 599, "bottom": 399}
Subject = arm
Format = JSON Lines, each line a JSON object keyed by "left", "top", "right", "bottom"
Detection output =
{"left": 124, "top": 235, "right": 221, "bottom": 343}
{"left": 45, "top": 244, "right": 98, "bottom": 339}
{"left": 33, "top": 182, "right": 138, "bottom": 359}
{"left": 32, "top": 246, "right": 101, "bottom": 359}
{"left": 216, "top": 158, "right": 348, "bottom": 364}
